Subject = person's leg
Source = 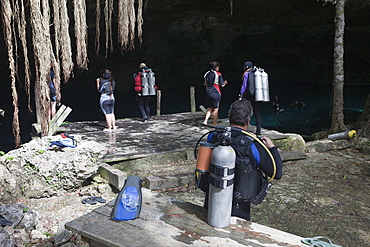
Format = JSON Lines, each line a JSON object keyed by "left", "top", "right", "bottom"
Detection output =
{"left": 203, "top": 107, "right": 213, "bottom": 125}
{"left": 110, "top": 113, "right": 116, "bottom": 129}
{"left": 111, "top": 99, "right": 116, "bottom": 128}
{"left": 212, "top": 108, "right": 219, "bottom": 126}
{"left": 105, "top": 114, "right": 112, "bottom": 130}
{"left": 144, "top": 96, "right": 151, "bottom": 119}
{"left": 210, "top": 91, "right": 221, "bottom": 126}
{"left": 50, "top": 101, "right": 56, "bottom": 119}
{"left": 254, "top": 102, "right": 262, "bottom": 135}
{"left": 231, "top": 201, "right": 251, "bottom": 221}
{"left": 138, "top": 96, "right": 148, "bottom": 119}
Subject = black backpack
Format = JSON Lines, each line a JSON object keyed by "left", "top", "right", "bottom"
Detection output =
{"left": 231, "top": 134, "right": 271, "bottom": 205}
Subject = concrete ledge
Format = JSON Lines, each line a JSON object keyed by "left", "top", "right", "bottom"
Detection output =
{"left": 98, "top": 163, "right": 127, "bottom": 190}
{"left": 305, "top": 139, "right": 354, "bottom": 153}
{"left": 145, "top": 174, "right": 193, "bottom": 190}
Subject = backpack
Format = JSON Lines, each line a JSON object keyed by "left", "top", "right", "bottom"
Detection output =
{"left": 230, "top": 133, "right": 271, "bottom": 205}
{"left": 134, "top": 72, "right": 142, "bottom": 92}
{"left": 247, "top": 69, "right": 255, "bottom": 96}
{"left": 49, "top": 133, "right": 77, "bottom": 149}
{"left": 99, "top": 79, "right": 114, "bottom": 95}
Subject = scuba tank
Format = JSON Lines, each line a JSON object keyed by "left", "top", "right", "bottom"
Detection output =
{"left": 328, "top": 130, "right": 357, "bottom": 141}
{"left": 195, "top": 142, "right": 214, "bottom": 188}
{"left": 254, "top": 69, "right": 264, "bottom": 102}
{"left": 141, "top": 71, "right": 149, "bottom": 96}
{"left": 148, "top": 70, "right": 156, "bottom": 96}
{"left": 261, "top": 69, "right": 270, "bottom": 102}
{"left": 207, "top": 127, "right": 236, "bottom": 228}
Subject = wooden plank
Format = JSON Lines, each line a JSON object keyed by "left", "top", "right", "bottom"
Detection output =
{"left": 156, "top": 90, "right": 161, "bottom": 116}
{"left": 48, "top": 105, "right": 72, "bottom": 136}
{"left": 65, "top": 200, "right": 189, "bottom": 247}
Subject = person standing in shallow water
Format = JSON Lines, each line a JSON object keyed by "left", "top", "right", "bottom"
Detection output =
{"left": 202, "top": 61, "right": 228, "bottom": 126}
{"left": 96, "top": 69, "right": 116, "bottom": 131}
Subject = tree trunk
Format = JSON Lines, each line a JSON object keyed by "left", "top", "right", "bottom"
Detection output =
{"left": 357, "top": 93, "right": 370, "bottom": 137}
{"left": 330, "top": 0, "right": 347, "bottom": 133}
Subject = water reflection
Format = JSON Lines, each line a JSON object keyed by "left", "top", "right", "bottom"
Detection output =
{"left": 106, "top": 131, "right": 116, "bottom": 155}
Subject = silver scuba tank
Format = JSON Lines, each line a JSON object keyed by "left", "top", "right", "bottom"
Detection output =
{"left": 207, "top": 128, "right": 236, "bottom": 228}
{"left": 261, "top": 69, "right": 270, "bottom": 102}
{"left": 254, "top": 69, "right": 264, "bottom": 102}
{"left": 141, "top": 71, "right": 149, "bottom": 96}
{"left": 148, "top": 71, "right": 156, "bottom": 96}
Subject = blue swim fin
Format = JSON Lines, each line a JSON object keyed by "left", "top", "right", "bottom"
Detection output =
{"left": 111, "top": 176, "right": 142, "bottom": 221}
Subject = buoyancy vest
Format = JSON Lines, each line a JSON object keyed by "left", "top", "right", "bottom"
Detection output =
{"left": 134, "top": 72, "right": 142, "bottom": 92}
{"left": 247, "top": 69, "right": 255, "bottom": 96}
{"left": 204, "top": 70, "right": 222, "bottom": 94}
{"left": 99, "top": 79, "right": 115, "bottom": 95}
{"left": 229, "top": 132, "right": 269, "bottom": 203}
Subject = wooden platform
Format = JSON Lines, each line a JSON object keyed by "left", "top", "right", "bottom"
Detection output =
{"left": 65, "top": 188, "right": 304, "bottom": 247}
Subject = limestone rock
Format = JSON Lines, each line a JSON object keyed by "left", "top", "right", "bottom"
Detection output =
{"left": 0, "top": 135, "right": 107, "bottom": 200}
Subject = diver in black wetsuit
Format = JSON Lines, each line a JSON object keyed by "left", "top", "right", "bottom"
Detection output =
{"left": 200, "top": 99, "right": 283, "bottom": 220}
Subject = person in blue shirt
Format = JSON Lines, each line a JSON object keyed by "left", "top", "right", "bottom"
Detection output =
{"left": 49, "top": 68, "right": 57, "bottom": 119}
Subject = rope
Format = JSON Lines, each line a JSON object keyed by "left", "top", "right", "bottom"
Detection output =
{"left": 240, "top": 130, "right": 276, "bottom": 181}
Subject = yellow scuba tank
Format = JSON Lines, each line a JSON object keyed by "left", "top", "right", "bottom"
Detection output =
{"left": 328, "top": 130, "right": 357, "bottom": 141}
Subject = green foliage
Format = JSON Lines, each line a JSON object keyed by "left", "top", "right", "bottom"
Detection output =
{"left": 5, "top": 156, "right": 14, "bottom": 161}
{"left": 50, "top": 184, "right": 59, "bottom": 191}
{"left": 44, "top": 231, "right": 53, "bottom": 238}
{"left": 35, "top": 150, "right": 45, "bottom": 155}
{"left": 25, "top": 162, "right": 40, "bottom": 172}
{"left": 21, "top": 185, "right": 27, "bottom": 192}
{"left": 0, "top": 151, "right": 5, "bottom": 156}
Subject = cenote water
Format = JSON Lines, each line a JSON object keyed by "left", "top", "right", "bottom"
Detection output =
{"left": 0, "top": 81, "right": 368, "bottom": 152}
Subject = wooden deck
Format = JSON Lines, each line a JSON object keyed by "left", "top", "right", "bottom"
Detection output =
{"left": 65, "top": 188, "right": 304, "bottom": 247}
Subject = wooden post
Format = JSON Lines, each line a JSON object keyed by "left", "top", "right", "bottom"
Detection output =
{"left": 190, "top": 86, "right": 196, "bottom": 113}
{"left": 156, "top": 90, "right": 161, "bottom": 116}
